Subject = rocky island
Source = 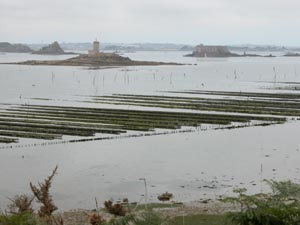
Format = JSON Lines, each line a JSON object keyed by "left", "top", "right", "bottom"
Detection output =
{"left": 11, "top": 53, "right": 181, "bottom": 68}
{"left": 32, "top": 41, "right": 75, "bottom": 55}
{"left": 186, "top": 44, "right": 239, "bottom": 57}
{"left": 0, "top": 42, "right": 32, "bottom": 53}
{"left": 186, "top": 44, "right": 276, "bottom": 58}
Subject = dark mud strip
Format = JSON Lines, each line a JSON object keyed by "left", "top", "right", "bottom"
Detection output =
{"left": 0, "top": 121, "right": 279, "bottom": 149}
{"left": 166, "top": 90, "right": 300, "bottom": 100}
{"left": 0, "top": 102, "right": 284, "bottom": 145}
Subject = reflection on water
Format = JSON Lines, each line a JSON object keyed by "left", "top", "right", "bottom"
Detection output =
{"left": 0, "top": 51, "right": 300, "bottom": 210}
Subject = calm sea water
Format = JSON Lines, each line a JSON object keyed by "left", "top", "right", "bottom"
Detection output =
{"left": 0, "top": 51, "right": 300, "bottom": 210}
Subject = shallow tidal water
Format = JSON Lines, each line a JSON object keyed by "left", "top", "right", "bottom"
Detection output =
{"left": 0, "top": 51, "right": 300, "bottom": 210}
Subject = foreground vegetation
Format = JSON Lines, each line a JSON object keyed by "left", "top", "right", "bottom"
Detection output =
{"left": 170, "top": 214, "right": 225, "bottom": 225}
{"left": 224, "top": 180, "right": 300, "bottom": 225}
{"left": 1, "top": 167, "right": 300, "bottom": 225}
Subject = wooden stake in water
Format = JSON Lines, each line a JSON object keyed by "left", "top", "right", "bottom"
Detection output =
{"left": 260, "top": 163, "right": 263, "bottom": 193}
{"left": 273, "top": 67, "right": 277, "bottom": 84}
{"left": 139, "top": 178, "right": 148, "bottom": 210}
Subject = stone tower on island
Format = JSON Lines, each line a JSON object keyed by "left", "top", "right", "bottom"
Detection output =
{"left": 88, "top": 39, "right": 100, "bottom": 57}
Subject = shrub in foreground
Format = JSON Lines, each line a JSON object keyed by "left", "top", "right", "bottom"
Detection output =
{"left": 224, "top": 180, "right": 300, "bottom": 225}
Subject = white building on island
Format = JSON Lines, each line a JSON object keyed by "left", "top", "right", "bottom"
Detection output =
{"left": 88, "top": 39, "right": 100, "bottom": 57}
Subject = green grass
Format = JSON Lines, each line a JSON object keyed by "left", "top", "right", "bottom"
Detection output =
{"left": 170, "top": 214, "right": 226, "bottom": 225}
{"left": 0, "top": 213, "right": 45, "bottom": 225}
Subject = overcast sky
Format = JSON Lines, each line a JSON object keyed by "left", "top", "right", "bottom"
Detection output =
{"left": 1, "top": 0, "right": 300, "bottom": 45}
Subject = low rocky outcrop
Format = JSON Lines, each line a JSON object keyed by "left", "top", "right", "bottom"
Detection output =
{"left": 241, "top": 52, "right": 275, "bottom": 57}
{"left": 283, "top": 52, "right": 300, "bottom": 57}
{"left": 9, "top": 53, "right": 182, "bottom": 68}
{"left": 0, "top": 42, "right": 32, "bottom": 53}
{"left": 32, "top": 41, "right": 75, "bottom": 55}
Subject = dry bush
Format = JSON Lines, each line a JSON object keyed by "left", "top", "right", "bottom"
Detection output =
{"left": 157, "top": 192, "right": 173, "bottom": 202}
{"left": 89, "top": 213, "right": 105, "bottom": 225}
{"left": 7, "top": 194, "right": 34, "bottom": 215}
{"left": 104, "top": 201, "right": 126, "bottom": 216}
{"left": 30, "top": 166, "right": 63, "bottom": 224}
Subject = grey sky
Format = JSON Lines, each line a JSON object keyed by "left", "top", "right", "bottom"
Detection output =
{"left": 1, "top": 0, "right": 299, "bottom": 45}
